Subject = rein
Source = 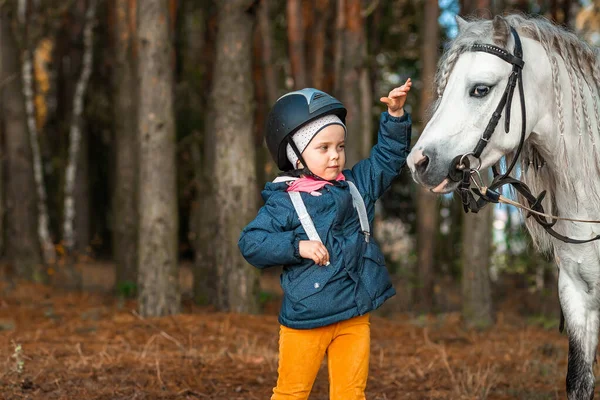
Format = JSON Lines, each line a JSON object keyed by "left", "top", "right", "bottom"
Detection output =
{"left": 448, "top": 27, "right": 600, "bottom": 244}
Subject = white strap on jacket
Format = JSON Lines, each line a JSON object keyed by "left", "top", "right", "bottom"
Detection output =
{"left": 289, "top": 191, "right": 322, "bottom": 242}
{"left": 288, "top": 181, "right": 370, "bottom": 244}
{"left": 347, "top": 181, "right": 370, "bottom": 242}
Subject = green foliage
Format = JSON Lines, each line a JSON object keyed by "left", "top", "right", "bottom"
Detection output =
{"left": 258, "top": 290, "right": 276, "bottom": 306}
{"left": 464, "top": 315, "right": 494, "bottom": 331}
{"left": 194, "top": 293, "right": 210, "bottom": 306}
{"left": 116, "top": 281, "right": 137, "bottom": 298}
{"left": 526, "top": 314, "right": 560, "bottom": 331}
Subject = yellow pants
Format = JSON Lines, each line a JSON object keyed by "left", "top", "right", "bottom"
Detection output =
{"left": 271, "top": 314, "right": 370, "bottom": 400}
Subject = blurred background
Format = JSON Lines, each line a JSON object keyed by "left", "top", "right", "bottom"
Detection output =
{"left": 1, "top": 0, "right": 598, "bottom": 326}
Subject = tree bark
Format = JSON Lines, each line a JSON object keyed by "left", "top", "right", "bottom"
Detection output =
{"left": 20, "top": 11, "right": 56, "bottom": 266}
{"left": 209, "top": 0, "right": 260, "bottom": 313}
{"left": 337, "top": 0, "right": 366, "bottom": 167}
{"left": 561, "top": 0, "right": 571, "bottom": 27}
{"left": 301, "top": 0, "right": 313, "bottom": 79}
{"left": 179, "top": 0, "right": 219, "bottom": 306}
{"left": 64, "top": 0, "right": 96, "bottom": 257}
{"left": 461, "top": 206, "right": 494, "bottom": 328}
{"left": 74, "top": 127, "right": 90, "bottom": 254}
{"left": 137, "top": 0, "right": 180, "bottom": 316}
{"left": 257, "top": 0, "right": 278, "bottom": 105}
{"left": 333, "top": 0, "right": 344, "bottom": 94}
{"left": 191, "top": 136, "right": 218, "bottom": 306}
{"left": 112, "top": 0, "right": 139, "bottom": 289}
{"left": 311, "top": 0, "right": 330, "bottom": 90}
{"left": 415, "top": 0, "right": 440, "bottom": 311}
{"left": 252, "top": 13, "right": 269, "bottom": 185}
{"left": 0, "top": 120, "right": 3, "bottom": 260}
{"left": 1, "top": 4, "right": 43, "bottom": 280}
{"left": 286, "top": 0, "right": 307, "bottom": 89}
{"left": 254, "top": 0, "right": 278, "bottom": 184}
{"left": 415, "top": 189, "right": 438, "bottom": 309}
{"left": 359, "top": 53, "right": 372, "bottom": 159}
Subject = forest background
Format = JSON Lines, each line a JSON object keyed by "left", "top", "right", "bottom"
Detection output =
{"left": 3, "top": 0, "right": 600, "bottom": 398}
{"left": 3, "top": 0, "right": 600, "bottom": 323}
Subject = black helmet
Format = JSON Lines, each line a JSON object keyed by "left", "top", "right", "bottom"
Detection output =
{"left": 265, "top": 88, "right": 347, "bottom": 171}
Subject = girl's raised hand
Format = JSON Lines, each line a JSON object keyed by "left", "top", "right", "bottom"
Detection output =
{"left": 380, "top": 78, "right": 412, "bottom": 117}
{"left": 299, "top": 240, "right": 330, "bottom": 266}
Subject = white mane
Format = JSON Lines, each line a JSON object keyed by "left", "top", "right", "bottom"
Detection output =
{"left": 434, "top": 15, "right": 600, "bottom": 252}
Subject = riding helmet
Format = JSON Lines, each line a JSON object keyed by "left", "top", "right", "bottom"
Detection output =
{"left": 265, "top": 88, "right": 347, "bottom": 171}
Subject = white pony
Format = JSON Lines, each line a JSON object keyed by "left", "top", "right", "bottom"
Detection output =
{"left": 407, "top": 14, "right": 600, "bottom": 399}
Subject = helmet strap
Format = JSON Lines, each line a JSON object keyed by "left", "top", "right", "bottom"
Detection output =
{"left": 286, "top": 139, "right": 324, "bottom": 181}
{"left": 286, "top": 137, "right": 339, "bottom": 183}
{"left": 291, "top": 143, "right": 342, "bottom": 183}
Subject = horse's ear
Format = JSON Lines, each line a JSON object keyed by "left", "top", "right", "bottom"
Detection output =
{"left": 455, "top": 15, "right": 469, "bottom": 33}
{"left": 492, "top": 15, "right": 510, "bottom": 47}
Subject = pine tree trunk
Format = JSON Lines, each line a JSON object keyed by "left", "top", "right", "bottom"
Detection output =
{"left": 178, "top": 0, "right": 219, "bottom": 306}
{"left": 461, "top": 207, "right": 494, "bottom": 328}
{"left": 415, "top": 0, "right": 440, "bottom": 311}
{"left": 311, "top": 0, "right": 330, "bottom": 90}
{"left": 74, "top": 127, "right": 90, "bottom": 254}
{"left": 333, "top": 0, "right": 345, "bottom": 94}
{"left": 137, "top": 0, "right": 180, "bottom": 317}
{"left": 255, "top": 0, "right": 278, "bottom": 187}
{"left": 63, "top": 0, "right": 96, "bottom": 255}
{"left": 0, "top": 128, "right": 3, "bottom": 259}
{"left": 1, "top": 5, "right": 43, "bottom": 280}
{"left": 359, "top": 61, "right": 372, "bottom": 159}
{"left": 301, "top": 0, "right": 313, "bottom": 75}
{"left": 209, "top": 0, "right": 259, "bottom": 313}
{"left": 257, "top": 0, "right": 278, "bottom": 105}
{"left": 191, "top": 144, "right": 218, "bottom": 306}
{"left": 286, "top": 0, "right": 307, "bottom": 89}
{"left": 20, "top": 23, "right": 56, "bottom": 266}
{"left": 337, "top": 0, "right": 366, "bottom": 167}
{"left": 112, "top": 0, "right": 139, "bottom": 289}
{"left": 562, "top": 0, "right": 571, "bottom": 26}
{"left": 416, "top": 189, "right": 438, "bottom": 309}
{"left": 252, "top": 17, "right": 270, "bottom": 186}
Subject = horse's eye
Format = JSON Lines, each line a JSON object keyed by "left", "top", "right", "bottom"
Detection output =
{"left": 470, "top": 85, "right": 491, "bottom": 98}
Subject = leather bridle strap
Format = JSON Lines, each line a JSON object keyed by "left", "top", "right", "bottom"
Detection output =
{"left": 451, "top": 27, "right": 526, "bottom": 213}
{"left": 455, "top": 27, "right": 525, "bottom": 166}
{"left": 473, "top": 178, "right": 600, "bottom": 244}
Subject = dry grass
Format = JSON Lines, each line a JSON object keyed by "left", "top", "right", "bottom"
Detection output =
{"left": 0, "top": 280, "right": 592, "bottom": 399}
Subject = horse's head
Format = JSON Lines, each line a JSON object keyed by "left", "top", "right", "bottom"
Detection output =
{"left": 408, "top": 15, "right": 547, "bottom": 193}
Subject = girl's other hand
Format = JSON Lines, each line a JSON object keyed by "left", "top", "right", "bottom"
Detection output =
{"left": 380, "top": 78, "right": 412, "bottom": 117}
{"left": 299, "top": 240, "right": 330, "bottom": 266}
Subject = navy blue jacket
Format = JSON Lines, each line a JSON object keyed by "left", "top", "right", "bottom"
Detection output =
{"left": 238, "top": 112, "right": 412, "bottom": 329}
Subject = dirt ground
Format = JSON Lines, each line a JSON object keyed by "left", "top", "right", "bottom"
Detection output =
{"left": 0, "top": 263, "right": 587, "bottom": 399}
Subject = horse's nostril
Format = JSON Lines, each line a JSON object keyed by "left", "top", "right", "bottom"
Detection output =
{"left": 415, "top": 155, "right": 430, "bottom": 174}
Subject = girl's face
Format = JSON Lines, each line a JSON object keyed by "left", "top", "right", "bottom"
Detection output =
{"left": 298, "top": 124, "right": 346, "bottom": 181}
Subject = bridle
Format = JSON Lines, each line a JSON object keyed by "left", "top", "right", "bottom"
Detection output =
{"left": 447, "top": 26, "right": 600, "bottom": 244}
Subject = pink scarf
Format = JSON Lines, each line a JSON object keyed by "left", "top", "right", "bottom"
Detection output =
{"left": 286, "top": 173, "right": 345, "bottom": 196}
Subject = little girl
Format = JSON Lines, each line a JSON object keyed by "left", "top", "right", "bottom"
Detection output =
{"left": 239, "top": 80, "right": 412, "bottom": 400}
